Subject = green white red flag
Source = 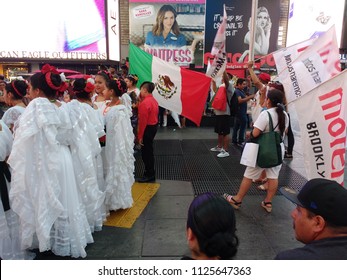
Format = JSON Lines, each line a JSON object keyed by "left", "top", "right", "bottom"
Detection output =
{"left": 129, "top": 43, "right": 211, "bottom": 126}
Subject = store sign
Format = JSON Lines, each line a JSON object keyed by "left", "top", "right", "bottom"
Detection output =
{"left": 0, "top": 0, "right": 115, "bottom": 61}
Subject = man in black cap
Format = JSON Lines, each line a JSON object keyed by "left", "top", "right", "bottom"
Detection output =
{"left": 275, "top": 178, "right": 347, "bottom": 260}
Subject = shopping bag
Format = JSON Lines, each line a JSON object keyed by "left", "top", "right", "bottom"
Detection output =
{"left": 240, "top": 142, "right": 259, "bottom": 167}
{"left": 254, "top": 112, "right": 283, "bottom": 168}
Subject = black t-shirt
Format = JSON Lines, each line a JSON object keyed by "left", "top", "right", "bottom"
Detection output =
{"left": 275, "top": 236, "right": 347, "bottom": 260}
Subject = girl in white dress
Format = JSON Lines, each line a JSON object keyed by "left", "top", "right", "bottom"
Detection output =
{"left": 71, "top": 78, "right": 107, "bottom": 230}
{"left": 0, "top": 120, "right": 34, "bottom": 259}
{"left": 8, "top": 64, "right": 93, "bottom": 258}
{"left": 1, "top": 79, "right": 28, "bottom": 132}
{"left": 102, "top": 79, "right": 135, "bottom": 211}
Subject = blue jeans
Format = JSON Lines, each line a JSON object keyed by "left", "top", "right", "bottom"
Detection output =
{"left": 232, "top": 115, "right": 247, "bottom": 144}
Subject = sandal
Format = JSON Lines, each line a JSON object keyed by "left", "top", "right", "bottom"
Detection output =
{"left": 257, "top": 184, "right": 268, "bottom": 191}
{"left": 223, "top": 193, "right": 242, "bottom": 209}
{"left": 261, "top": 201, "right": 272, "bottom": 213}
{"left": 252, "top": 178, "right": 268, "bottom": 184}
{"left": 284, "top": 153, "right": 293, "bottom": 159}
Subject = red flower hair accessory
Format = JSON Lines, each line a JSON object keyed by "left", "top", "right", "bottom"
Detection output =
{"left": 84, "top": 82, "right": 95, "bottom": 93}
{"left": 41, "top": 64, "right": 68, "bottom": 92}
{"left": 41, "top": 64, "right": 59, "bottom": 75}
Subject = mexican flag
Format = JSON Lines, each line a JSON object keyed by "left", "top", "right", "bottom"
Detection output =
{"left": 129, "top": 43, "right": 211, "bottom": 126}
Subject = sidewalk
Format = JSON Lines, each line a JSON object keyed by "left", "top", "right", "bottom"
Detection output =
{"left": 34, "top": 126, "right": 346, "bottom": 260}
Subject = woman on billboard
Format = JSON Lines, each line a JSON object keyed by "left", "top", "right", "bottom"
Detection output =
{"left": 145, "top": 4, "right": 187, "bottom": 48}
{"left": 238, "top": 6, "right": 272, "bottom": 63}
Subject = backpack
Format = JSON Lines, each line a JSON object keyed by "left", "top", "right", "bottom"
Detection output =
{"left": 227, "top": 84, "right": 239, "bottom": 116}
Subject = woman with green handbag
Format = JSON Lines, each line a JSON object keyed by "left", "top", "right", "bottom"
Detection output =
{"left": 223, "top": 88, "right": 289, "bottom": 213}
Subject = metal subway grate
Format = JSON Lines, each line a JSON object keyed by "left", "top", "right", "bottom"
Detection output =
{"left": 181, "top": 139, "right": 210, "bottom": 155}
{"left": 134, "top": 139, "right": 307, "bottom": 195}
{"left": 155, "top": 155, "right": 190, "bottom": 181}
{"left": 184, "top": 154, "right": 230, "bottom": 182}
{"left": 154, "top": 140, "right": 182, "bottom": 156}
{"left": 192, "top": 181, "right": 237, "bottom": 196}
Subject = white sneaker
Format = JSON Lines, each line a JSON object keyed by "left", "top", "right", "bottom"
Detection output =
{"left": 217, "top": 150, "right": 230, "bottom": 158}
{"left": 210, "top": 146, "right": 223, "bottom": 152}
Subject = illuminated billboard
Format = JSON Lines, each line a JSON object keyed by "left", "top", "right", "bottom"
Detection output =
{"left": 129, "top": 0, "right": 206, "bottom": 67}
{"left": 0, "top": 0, "right": 120, "bottom": 62}
{"left": 286, "top": 0, "right": 344, "bottom": 47}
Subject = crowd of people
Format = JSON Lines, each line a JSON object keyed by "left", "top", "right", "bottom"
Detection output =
{"left": 0, "top": 64, "right": 158, "bottom": 259}
{"left": 1, "top": 61, "right": 346, "bottom": 261}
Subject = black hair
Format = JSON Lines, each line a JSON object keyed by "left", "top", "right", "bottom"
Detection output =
{"left": 236, "top": 78, "right": 245, "bottom": 86}
{"left": 187, "top": 192, "right": 239, "bottom": 259}
{"left": 73, "top": 78, "right": 92, "bottom": 101}
{"left": 96, "top": 70, "right": 113, "bottom": 82}
{"left": 140, "top": 81, "right": 155, "bottom": 93}
{"left": 106, "top": 79, "right": 127, "bottom": 97}
{"left": 126, "top": 74, "right": 139, "bottom": 86}
{"left": 5, "top": 80, "right": 28, "bottom": 99}
{"left": 30, "top": 72, "right": 63, "bottom": 99}
{"left": 267, "top": 88, "right": 286, "bottom": 135}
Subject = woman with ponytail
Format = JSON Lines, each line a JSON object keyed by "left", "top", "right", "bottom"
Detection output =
{"left": 223, "top": 88, "right": 289, "bottom": 213}
{"left": 2, "top": 79, "right": 28, "bottom": 132}
{"left": 184, "top": 192, "right": 239, "bottom": 260}
{"left": 8, "top": 64, "right": 93, "bottom": 258}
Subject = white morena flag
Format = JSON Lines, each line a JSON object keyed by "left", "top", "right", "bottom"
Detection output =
{"left": 277, "top": 25, "right": 340, "bottom": 103}
{"left": 293, "top": 69, "right": 347, "bottom": 185}
{"left": 206, "top": 5, "right": 227, "bottom": 79}
{"left": 273, "top": 37, "right": 317, "bottom": 74}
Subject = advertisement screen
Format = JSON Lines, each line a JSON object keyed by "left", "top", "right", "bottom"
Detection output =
{"left": 204, "top": 0, "right": 281, "bottom": 69}
{"left": 129, "top": 0, "right": 206, "bottom": 67}
{"left": 0, "top": 0, "right": 109, "bottom": 61}
{"left": 108, "top": 0, "right": 121, "bottom": 61}
{"left": 286, "top": 0, "right": 344, "bottom": 48}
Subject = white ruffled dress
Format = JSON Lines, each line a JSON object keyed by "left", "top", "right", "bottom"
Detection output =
{"left": 65, "top": 100, "right": 106, "bottom": 232}
{"left": 8, "top": 98, "right": 93, "bottom": 258}
{"left": 1, "top": 105, "right": 25, "bottom": 131}
{"left": 0, "top": 120, "right": 34, "bottom": 259}
{"left": 104, "top": 103, "right": 135, "bottom": 211}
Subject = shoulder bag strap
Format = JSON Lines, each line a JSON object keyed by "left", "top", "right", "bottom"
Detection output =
{"left": 266, "top": 111, "right": 274, "bottom": 131}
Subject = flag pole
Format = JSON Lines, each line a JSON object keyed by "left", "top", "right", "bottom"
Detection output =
{"left": 249, "top": 0, "right": 258, "bottom": 61}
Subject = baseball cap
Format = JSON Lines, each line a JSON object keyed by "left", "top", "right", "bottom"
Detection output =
{"left": 258, "top": 73, "right": 271, "bottom": 83}
{"left": 280, "top": 178, "right": 347, "bottom": 226}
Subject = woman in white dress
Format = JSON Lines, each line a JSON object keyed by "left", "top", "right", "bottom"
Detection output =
{"left": 71, "top": 78, "right": 107, "bottom": 230}
{"left": 8, "top": 64, "right": 93, "bottom": 258}
{"left": 0, "top": 120, "right": 34, "bottom": 259}
{"left": 1, "top": 79, "right": 28, "bottom": 132}
{"left": 102, "top": 79, "right": 135, "bottom": 211}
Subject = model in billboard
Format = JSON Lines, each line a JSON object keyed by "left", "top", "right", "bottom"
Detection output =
{"left": 238, "top": 6, "right": 272, "bottom": 63}
{"left": 145, "top": 5, "right": 187, "bottom": 48}
{"left": 130, "top": 1, "right": 205, "bottom": 67}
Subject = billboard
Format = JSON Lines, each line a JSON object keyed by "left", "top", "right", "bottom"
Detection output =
{"left": 129, "top": 0, "right": 206, "bottom": 67}
{"left": 204, "top": 0, "right": 281, "bottom": 69}
{"left": 0, "top": 0, "right": 118, "bottom": 62}
{"left": 286, "top": 0, "right": 344, "bottom": 48}
{"left": 107, "top": 0, "right": 121, "bottom": 61}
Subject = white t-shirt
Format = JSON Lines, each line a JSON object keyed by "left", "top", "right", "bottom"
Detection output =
{"left": 254, "top": 107, "right": 289, "bottom": 138}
